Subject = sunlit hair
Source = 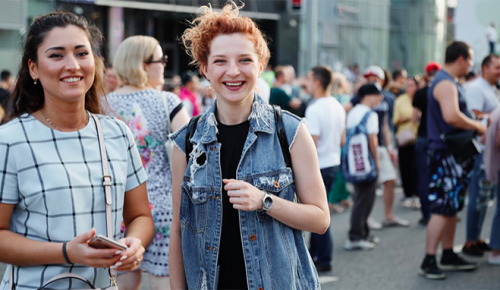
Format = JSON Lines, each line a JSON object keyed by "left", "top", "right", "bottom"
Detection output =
{"left": 113, "top": 35, "right": 159, "bottom": 88}
{"left": 181, "top": 1, "right": 270, "bottom": 76}
{"left": 6, "top": 12, "right": 105, "bottom": 122}
{"left": 331, "top": 72, "right": 347, "bottom": 95}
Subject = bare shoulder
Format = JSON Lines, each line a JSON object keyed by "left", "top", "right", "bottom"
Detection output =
{"left": 433, "top": 80, "right": 457, "bottom": 100}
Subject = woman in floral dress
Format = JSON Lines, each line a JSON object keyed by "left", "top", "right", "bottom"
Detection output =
{"left": 106, "top": 35, "right": 190, "bottom": 289}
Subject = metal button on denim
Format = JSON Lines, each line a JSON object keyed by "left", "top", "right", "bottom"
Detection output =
{"left": 249, "top": 234, "right": 257, "bottom": 241}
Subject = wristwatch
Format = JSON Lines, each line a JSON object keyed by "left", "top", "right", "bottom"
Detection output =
{"left": 261, "top": 192, "right": 274, "bottom": 212}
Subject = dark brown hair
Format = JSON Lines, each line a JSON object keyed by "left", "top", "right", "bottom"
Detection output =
{"left": 311, "top": 66, "right": 333, "bottom": 91}
{"left": 6, "top": 11, "right": 105, "bottom": 121}
{"left": 445, "top": 41, "right": 471, "bottom": 64}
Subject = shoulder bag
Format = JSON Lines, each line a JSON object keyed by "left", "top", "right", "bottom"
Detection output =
{"left": 9, "top": 114, "right": 118, "bottom": 290}
{"left": 430, "top": 109, "right": 481, "bottom": 163}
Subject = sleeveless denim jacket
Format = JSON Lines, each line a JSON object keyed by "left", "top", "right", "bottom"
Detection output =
{"left": 170, "top": 95, "right": 321, "bottom": 290}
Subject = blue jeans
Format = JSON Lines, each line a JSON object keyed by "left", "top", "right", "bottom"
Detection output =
{"left": 415, "top": 137, "right": 430, "bottom": 219}
{"left": 310, "top": 165, "right": 338, "bottom": 267}
{"left": 490, "top": 171, "right": 500, "bottom": 250}
{"left": 466, "top": 152, "right": 497, "bottom": 242}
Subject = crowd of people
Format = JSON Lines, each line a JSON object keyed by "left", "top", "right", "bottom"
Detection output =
{"left": 0, "top": 1, "right": 499, "bottom": 289}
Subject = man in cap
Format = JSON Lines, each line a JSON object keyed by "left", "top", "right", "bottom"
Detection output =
{"left": 344, "top": 83, "right": 383, "bottom": 250}
{"left": 346, "top": 65, "right": 409, "bottom": 230}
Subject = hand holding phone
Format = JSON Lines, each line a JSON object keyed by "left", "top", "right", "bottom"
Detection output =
{"left": 88, "top": 234, "right": 127, "bottom": 251}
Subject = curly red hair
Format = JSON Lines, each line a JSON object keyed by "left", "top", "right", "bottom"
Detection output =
{"left": 181, "top": 2, "right": 270, "bottom": 76}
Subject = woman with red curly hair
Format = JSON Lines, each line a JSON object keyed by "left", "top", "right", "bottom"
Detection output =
{"left": 169, "top": 2, "right": 329, "bottom": 289}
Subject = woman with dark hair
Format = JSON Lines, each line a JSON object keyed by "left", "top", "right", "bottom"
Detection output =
{"left": 169, "top": 2, "right": 329, "bottom": 289}
{"left": 393, "top": 77, "right": 419, "bottom": 207}
{"left": 0, "top": 12, "right": 154, "bottom": 289}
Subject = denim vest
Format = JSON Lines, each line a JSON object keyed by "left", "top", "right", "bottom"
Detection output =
{"left": 171, "top": 95, "right": 321, "bottom": 290}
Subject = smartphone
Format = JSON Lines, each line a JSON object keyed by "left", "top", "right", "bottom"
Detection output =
{"left": 88, "top": 235, "right": 127, "bottom": 251}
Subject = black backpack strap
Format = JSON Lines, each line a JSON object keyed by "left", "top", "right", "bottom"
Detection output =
{"left": 185, "top": 115, "right": 202, "bottom": 163}
{"left": 273, "top": 105, "right": 293, "bottom": 170}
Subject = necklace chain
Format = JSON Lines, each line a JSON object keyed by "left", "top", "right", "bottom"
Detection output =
{"left": 41, "top": 108, "right": 88, "bottom": 131}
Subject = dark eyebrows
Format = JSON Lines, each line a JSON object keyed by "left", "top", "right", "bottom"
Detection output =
{"left": 44, "top": 44, "right": 89, "bottom": 53}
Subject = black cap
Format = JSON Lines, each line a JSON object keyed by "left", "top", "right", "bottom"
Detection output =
{"left": 358, "top": 82, "right": 382, "bottom": 98}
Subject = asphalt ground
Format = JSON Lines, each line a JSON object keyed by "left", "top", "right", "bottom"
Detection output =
{"left": 1, "top": 188, "right": 499, "bottom": 289}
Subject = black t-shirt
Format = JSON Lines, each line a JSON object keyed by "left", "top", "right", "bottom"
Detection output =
{"left": 412, "top": 86, "right": 428, "bottom": 138}
{"left": 216, "top": 120, "right": 250, "bottom": 290}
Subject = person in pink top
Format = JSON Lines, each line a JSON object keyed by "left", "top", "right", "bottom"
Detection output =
{"left": 179, "top": 71, "right": 201, "bottom": 117}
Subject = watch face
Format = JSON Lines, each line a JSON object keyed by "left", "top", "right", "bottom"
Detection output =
{"left": 263, "top": 195, "right": 273, "bottom": 209}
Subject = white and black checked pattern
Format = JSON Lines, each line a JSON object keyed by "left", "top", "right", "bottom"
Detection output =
{"left": 0, "top": 113, "right": 147, "bottom": 289}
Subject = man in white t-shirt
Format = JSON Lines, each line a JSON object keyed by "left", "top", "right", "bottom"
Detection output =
{"left": 487, "top": 22, "right": 498, "bottom": 54}
{"left": 344, "top": 83, "right": 382, "bottom": 251}
{"left": 305, "top": 66, "right": 346, "bottom": 273}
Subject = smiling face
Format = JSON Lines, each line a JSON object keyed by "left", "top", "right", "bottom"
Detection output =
{"left": 29, "top": 25, "right": 95, "bottom": 105}
{"left": 144, "top": 45, "right": 165, "bottom": 88}
{"left": 202, "top": 33, "right": 263, "bottom": 104}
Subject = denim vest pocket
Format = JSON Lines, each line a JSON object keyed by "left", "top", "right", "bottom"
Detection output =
{"left": 180, "top": 178, "right": 208, "bottom": 233}
{"left": 251, "top": 168, "right": 294, "bottom": 221}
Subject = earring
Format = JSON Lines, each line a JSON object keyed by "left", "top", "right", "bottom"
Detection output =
{"left": 34, "top": 78, "right": 38, "bottom": 85}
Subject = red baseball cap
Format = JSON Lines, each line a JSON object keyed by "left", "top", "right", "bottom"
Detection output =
{"left": 425, "top": 61, "right": 441, "bottom": 73}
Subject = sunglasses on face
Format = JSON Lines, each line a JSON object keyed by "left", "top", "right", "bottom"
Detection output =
{"left": 145, "top": 55, "right": 168, "bottom": 65}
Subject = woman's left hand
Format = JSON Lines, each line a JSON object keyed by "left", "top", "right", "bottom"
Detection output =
{"left": 224, "top": 179, "right": 266, "bottom": 211}
{"left": 112, "top": 237, "right": 145, "bottom": 271}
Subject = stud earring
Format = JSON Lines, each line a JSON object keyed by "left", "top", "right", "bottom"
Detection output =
{"left": 34, "top": 78, "right": 38, "bottom": 85}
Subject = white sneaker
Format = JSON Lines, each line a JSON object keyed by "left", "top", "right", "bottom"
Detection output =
{"left": 367, "top": 217, "right": 383, "bottom": 230}
{"left": 489, "top": 253, "right": 500, "bottom": 265}
{"left": 344, "top": 239, "right": 376, "bottom": 251}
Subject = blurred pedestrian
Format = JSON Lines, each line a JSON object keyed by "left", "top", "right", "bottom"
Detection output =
{"left": 103, "top": 64, "right": 120, "bottom": 95}
{"left": 329, "top": 72, "right": 352, "bottom": 212}
{"left": 270, "top": 65, "right": 302, "bottom": 113}
{"left": 483, "top": 106, "right": 500, "bottom": 265}
{"left": 344, "top": 83, "right": 382, "bottom": 250}
{"left": 346, "top": 65, "right": 408, "bottom": 229}
{"left": 390, "top": 69, "right": 407, "bottom": 97}
{"left": 419, "top": 41, "right": 485, "bottom": 280}
{"left": 170, "top": 3, "right": 329, "bottom": 289}
{"left": 463, "top": 54, "right": 500, "bottom": 257}
{"left": 393, "top": 77, "right": 419, "bottom": 207}
{"left": 179, "top": 71, "right": 201, "bottom": 117}
{"left": 0, "top": 12, "right": 154, "bottom": 289}
{"left": 412, "top": 61, "right": 441, "bottom": 225}
{"left": 107, "top": 35, "right": 190, "bottom": 290}
{"left": 487, "top": 22, "right": 497, "bottom": 54}
{"left": 0, "top": 70, "right": 13, "bottom": 111}
{"left": 305, "top": 66, "right": 346, "bottom": 272}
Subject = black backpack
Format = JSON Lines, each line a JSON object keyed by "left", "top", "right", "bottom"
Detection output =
{"left": 185, "top": 105, "right": 292, "bottom": 170}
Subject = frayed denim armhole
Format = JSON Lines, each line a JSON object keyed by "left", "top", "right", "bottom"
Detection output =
{"left": 282, "top": 110, "right": 305, "bottom": 151}
{"left": 169, "top": 123, "right": 189, "bottom": 156}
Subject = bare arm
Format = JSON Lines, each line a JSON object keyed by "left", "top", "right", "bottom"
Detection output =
{"left": 311, "top": 135, "right": 319, "bottom": 147}
{"left": 171, "top": 107, "right": 190, "bottom": 132}
{"left": 264, "top": 124, "right": 330, "bottom": 234}
{"left": 343, "top": 101, "right": 353, "bottom": 113}
{"left": 434, "top": 81, "right": 485, "bottom": 134}
{"left": 0, "top": 203, "right": 122, "bottom": 268}
{"left": 169, "top": 146, "right": 188, "bottom": 289}
{"left": 368, "top": 133, "right": 380, "bottom": 171}
{"left": 122, "top": 182, "right": 154, "bottom": 248}
{"left": 340, "top": 128, "right": 346, "bottom": 147}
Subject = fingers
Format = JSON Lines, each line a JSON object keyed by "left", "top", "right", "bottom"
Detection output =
{"left": 113, "top": 246, "right": 145, "bottom": 272}
{"left": 75, "top": 228, "right": 96, "bottom": 243}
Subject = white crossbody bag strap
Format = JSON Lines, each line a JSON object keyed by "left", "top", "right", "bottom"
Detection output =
{"left": 91, "top": 114, "right": 117, "bottom": 280}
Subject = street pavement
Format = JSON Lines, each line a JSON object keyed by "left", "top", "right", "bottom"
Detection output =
{"left": 1, "top": 188, "right": 499, "bottom": 289}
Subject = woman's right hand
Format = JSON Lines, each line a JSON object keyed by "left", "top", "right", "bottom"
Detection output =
{"left": 66, "top": 229, "right": 124, "bottom": 268}
{"left": 476, "top": 121, "right": 487, "bottom": 135}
